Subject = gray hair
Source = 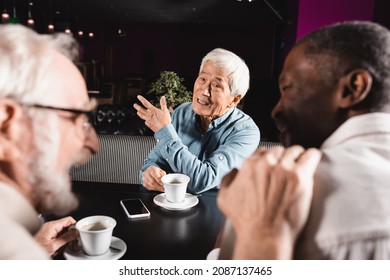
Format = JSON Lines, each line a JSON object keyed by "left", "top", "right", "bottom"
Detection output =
{"left": 297, "top": 21, "right": 390, "bottom": 111}
{"left": 0, "top": 24, "right": 79, "bottom": 104}
{"left": 200, "top": 48, "right": 250, "bottom": 97}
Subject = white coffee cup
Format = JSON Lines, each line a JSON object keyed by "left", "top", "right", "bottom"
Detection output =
{"left": 75, "top": 215, "right": 116, "bottom": 256}
{"left": 162, "top": 173, "right": 190, "bottom": 203}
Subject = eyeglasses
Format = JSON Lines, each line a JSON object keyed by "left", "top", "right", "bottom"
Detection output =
{"left": 26, "top": 104, "right": 95, "bottom": 131}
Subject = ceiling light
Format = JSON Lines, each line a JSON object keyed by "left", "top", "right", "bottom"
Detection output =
{"left": 1, "top": 0, "right": 9, "bottom": 23}
{"left": 27, "top": 18, "right": 34, "bottom": 26}
{"left": 48, "top": 24, "right": 55, "bottom": 33}
{"left": 27, "top": 2, "right": 34, "bottom": 28}
{"left": 47, "top": 0, "right": 54, "bottom": 33}
{"left": 1, "top": 12, "right": 9, "bottom": 23}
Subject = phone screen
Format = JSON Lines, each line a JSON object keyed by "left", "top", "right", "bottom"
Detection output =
{"left": 120, "top": 199, "right": 150, "bottom": 218}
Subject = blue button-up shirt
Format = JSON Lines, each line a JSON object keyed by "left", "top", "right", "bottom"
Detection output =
{"left": 141, "top": 102, "right": 260, "bottom": 194}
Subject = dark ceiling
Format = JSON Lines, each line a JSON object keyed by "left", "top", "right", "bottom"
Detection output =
{"left": 78, "top": 0, "right": 286, "bottom": 24}
{"left": 17, "top": 0, "right": 287, "bottom": 26}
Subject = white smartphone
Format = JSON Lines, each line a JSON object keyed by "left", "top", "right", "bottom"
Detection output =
{"left": 120, "top": 198, "right": 150, "bottom": 219}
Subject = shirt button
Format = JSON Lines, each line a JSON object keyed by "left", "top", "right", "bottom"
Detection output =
{"left": 219, "top": 155, "right": 224, "bottom": 161}
{"left": 156, "top": 139, "right": 160, "bottom": 142}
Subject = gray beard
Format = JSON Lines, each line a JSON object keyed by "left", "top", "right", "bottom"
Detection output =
{"left": 27, "top": 110, "right": 79, "bottom": 216}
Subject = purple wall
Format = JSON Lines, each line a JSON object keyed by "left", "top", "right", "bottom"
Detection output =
{"left": 296, "top": 0, "right": 375, "bottom": 40}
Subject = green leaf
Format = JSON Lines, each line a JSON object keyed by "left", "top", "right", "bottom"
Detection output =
{"left": 146, "top": 70, "right": 192, "bottom": 108}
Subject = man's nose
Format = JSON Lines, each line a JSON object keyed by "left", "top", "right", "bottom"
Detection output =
{"left": 201, "top": 83, "right": 211, "bottom": 97}
{"left": 85, "top": 128, "right": 100, "bottom": 154}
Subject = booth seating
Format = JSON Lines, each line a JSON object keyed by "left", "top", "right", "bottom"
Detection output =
{"left": 70, "top": 134, "right": 283, "bottom": 185}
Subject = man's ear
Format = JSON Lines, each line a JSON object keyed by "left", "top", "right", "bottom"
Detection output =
{"left": 0, "top": 98, "right": 23, "bottom": 128}
{"left": 339, "top": 69, "right": 373, "bottom": 109}
{"left": 228, "top": 94, "right": 243, "bottom": 108}
{"left": 0, "top": 99, "right": 23, "bottom": 160}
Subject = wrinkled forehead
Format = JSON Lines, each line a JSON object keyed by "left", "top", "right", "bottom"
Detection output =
{"left": 200, "top": 61, "right": 230, "bottom": 81}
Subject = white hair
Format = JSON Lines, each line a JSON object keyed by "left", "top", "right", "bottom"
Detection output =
{"left": 199, "top": 48, "right": 250, "bottom": 97}
{"left": 0, "top": 24, "right": 80, "bottom": 215}
{"left": 0, "top": 24, "right": 79, "bottom": 104}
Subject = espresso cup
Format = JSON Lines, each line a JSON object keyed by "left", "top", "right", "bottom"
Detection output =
{"left": 75, "top": 215, "right": 116, "bottom": 256}
{"left": 162, "top": 173, "right": 190, "bottom": 203}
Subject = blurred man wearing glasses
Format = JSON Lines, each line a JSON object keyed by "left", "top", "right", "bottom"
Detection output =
{"left": 0, "top": 24, "right": 99, "bottom": 259}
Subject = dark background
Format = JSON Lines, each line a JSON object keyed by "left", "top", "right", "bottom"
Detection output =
{"left": 4, "top": 0, "right": 389, "bottom": 140}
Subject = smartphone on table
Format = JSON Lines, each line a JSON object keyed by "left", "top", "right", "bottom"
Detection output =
{"left": 120, "top": 198, "right": 150, "bottom": 219}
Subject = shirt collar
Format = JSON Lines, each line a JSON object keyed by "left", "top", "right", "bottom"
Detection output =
{"left": 321, "top": 112, "right": 390, "bottom": 149}
{"left": 196, "top": 107, "right": 236, "bottom": 131}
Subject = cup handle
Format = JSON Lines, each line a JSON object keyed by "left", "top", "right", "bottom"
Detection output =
{"left": 68, "top": 224, "right": 76, "bottom": 231}
{"left": 67, "top": 225, "right": 82, "bottom": 252}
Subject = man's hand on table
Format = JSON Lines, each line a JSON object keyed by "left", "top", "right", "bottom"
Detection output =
{"left": 142, "top": 166, "right": 166, "bottom": 192}
{"left": 34, "top": 216, "right": 79, "bottom": 257}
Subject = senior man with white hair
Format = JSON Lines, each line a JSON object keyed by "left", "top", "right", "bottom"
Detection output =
{"left": 134, "top": 48, "right": 260, "bottom": 194}
{"left": 0, "top": 24, "right": 99, "bottom": 259}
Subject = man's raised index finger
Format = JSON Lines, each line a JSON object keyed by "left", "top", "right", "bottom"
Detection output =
{"left": 137, "top": 95, "right": 154, "bottom": 109}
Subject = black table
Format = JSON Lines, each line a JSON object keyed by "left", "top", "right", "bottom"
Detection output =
{"left": 49, "top": 181, "right": 223, "bottom": 260}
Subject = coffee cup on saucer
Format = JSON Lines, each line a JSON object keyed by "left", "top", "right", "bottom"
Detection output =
{"left": 162, "top": 173, "right": 190, "bottom": 203}
{"left": 75, "top": 215, "right": 116, "bottom": 256}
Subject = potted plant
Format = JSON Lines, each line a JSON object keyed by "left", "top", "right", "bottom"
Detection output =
{"left": 146, "top": 71, "right": 192, "bottom": 112}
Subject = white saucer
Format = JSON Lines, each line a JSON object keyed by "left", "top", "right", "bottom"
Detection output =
{"left": 153, "top": 193, "right": 199, "bottom": 211}
{"left": 64, "top": 236, "right": 126, "bottom": 260}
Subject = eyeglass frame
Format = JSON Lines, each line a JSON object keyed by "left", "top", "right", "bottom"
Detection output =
{"left": 25, "top": 104, "right": 96, "bottom": 130}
